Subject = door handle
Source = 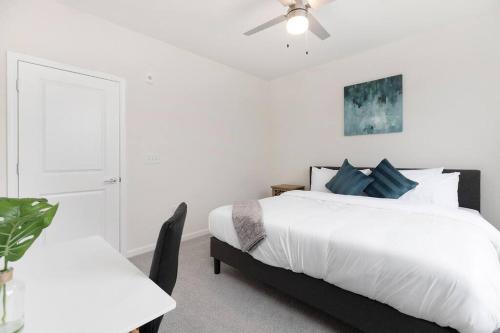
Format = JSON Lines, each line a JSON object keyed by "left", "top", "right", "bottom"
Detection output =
{"left": 104, "top": 177, "right": 121, "bottom": 184}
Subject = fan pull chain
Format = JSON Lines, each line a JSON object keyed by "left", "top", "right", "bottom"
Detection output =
{"left": 285, "top": 34, "right": 309, "bottom": 56}
{"left": 305, "top": 29, "right": 309, "bottom": 55}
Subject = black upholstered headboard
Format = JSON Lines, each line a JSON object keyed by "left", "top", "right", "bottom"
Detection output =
{"left": 310, "top": 167, "right": 481, "bottom": 212}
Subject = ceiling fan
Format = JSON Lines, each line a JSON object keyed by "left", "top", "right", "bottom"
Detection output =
{"left": 244, "top": 0, "right": 335, "bottom": 40}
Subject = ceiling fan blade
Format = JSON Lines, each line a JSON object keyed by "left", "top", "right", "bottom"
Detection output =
{"left": 306, "top": 0, "right": 335, "bottom": 9}
{"left": 278, "top": 0, "right": 295, "bottom": 6}
{"left": 308, "top": 14, "right": 330, "bottom": 40}
{"left": 244, "top": 15, "right": 287, "bottom": 36}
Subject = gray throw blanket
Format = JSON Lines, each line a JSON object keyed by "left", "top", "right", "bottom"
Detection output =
{"left": 232, "top": 200, "right": 266, "bottom": 252}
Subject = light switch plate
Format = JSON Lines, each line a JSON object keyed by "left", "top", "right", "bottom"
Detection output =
{"left": 145, "top": 153, "right": 160, "bottom": 164}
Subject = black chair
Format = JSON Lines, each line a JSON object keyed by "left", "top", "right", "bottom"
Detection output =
{"left": 139, "top": 202, "right": 187, "bottom": 333}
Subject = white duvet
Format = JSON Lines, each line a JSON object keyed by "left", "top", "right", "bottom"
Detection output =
{"left": 208, "top": 191, "right": 500, "bottom": 333}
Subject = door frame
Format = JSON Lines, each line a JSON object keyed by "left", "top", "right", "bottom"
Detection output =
{"left": 6, "top": 52, "right": 128, "bottom": 255}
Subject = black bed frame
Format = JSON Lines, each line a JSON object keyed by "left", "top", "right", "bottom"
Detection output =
{"left": 211, "top": 167, "right": 481, "bottom": 333}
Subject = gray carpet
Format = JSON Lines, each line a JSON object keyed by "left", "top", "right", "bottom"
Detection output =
{"left": 130, "top": 236, "right": 359, "bottom": 333}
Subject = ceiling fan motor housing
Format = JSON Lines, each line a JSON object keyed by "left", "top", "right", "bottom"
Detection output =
{"left": 287, "top": 6, "right": 308, "bottom": 19}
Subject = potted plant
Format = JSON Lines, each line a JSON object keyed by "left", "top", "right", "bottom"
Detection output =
{"left": 0, "top": 198, "right": 58, "bottom": 333}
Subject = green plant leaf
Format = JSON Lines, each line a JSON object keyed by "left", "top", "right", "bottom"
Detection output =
{"left": 0, "top": 198, "right": 58, "bottom": 262}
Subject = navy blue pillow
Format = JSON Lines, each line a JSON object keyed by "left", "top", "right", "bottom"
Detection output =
{"left": 365, "top": 159, "right": 418, "bottom": 199}
{"left": 326, "top": 159, "right": 374, "bottom": 196}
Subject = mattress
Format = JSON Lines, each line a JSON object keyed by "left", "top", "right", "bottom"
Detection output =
{"left": 208, "top": 190, "right": 500, "bottom": 333}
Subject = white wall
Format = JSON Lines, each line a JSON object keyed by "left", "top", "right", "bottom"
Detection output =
{"left": 0, "top": 0, "right": 272, "bottom": 255}
{"left": 268, "top": 11, "right": 500, "bottom": 228}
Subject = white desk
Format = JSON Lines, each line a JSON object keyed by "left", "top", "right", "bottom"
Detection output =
{"left": 15, "top": 236, "right": 176, "bottom": 333}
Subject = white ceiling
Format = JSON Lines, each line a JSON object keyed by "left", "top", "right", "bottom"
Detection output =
{"left": 60, "top": 0, "right": 500, "bottom": 80}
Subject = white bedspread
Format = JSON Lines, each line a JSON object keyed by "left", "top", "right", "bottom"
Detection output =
{"left": 208, "top": 191, "right": 500, "bottom": 333}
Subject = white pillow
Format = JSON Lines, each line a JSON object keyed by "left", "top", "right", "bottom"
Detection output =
{"left": 311, "top": 168, "right": 337, "bottom": 192}
{"left": 399, "top": 168, "right": 444, "bottom": 182}
{"left": 399, "top": 172, "right": 460, "bottom": 208}
{"left": 311, "top": 167, "right": 371, "bottom": 193}
{"left": 433, "top": 172, "right": 460, "bottom": 208}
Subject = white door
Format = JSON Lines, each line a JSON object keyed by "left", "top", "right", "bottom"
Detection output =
{"left": 16, "top": 61, "right": 121, "bottom": 250}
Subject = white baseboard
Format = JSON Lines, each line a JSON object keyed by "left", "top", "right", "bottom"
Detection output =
{"left": 126, "top": 243, "right": 156, "bottom": 258}
{"left": 126, "top": 228, "right": 210, "bottom": 258}
{"left": 181, "top": 228, "right": 209, "bottom": 242}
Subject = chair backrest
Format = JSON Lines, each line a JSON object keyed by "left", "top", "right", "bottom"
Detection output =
{"left": 150, "top": 202, "right": 187, "bottom": 294}
{"left": 140, "top": 202, "right": 187, "bottom": 333}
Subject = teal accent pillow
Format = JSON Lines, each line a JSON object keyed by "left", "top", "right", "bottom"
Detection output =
{"left": 365, "top": 159, "right": 418, "bottom": 199}
{"left": 326, "top": 159, "right": 374, "bottom": 196}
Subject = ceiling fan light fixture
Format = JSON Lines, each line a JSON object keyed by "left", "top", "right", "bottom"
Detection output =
{"left": 286, "top": 10, "right": 309, "bottom": 35}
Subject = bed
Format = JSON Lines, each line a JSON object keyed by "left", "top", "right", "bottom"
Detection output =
{"left": 209, "top": 167, "right": 500, "bottom": 333}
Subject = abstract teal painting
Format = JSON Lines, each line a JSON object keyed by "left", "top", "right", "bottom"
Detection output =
{"left": 344, "top": 75, "right": 403, "bottom": 136}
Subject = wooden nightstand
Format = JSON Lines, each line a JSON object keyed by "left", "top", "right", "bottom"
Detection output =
{"left": 271, "top": 184, "right": 305, "bottom": 196}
